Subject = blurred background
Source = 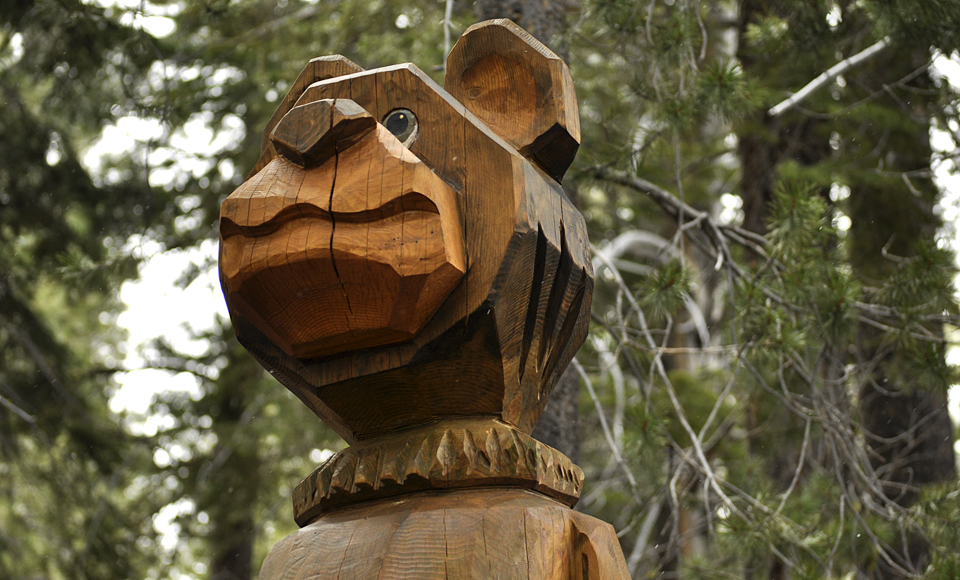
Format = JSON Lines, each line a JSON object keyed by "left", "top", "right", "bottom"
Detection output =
{"left": 3, "top": 0, "right": 960, "bottom": 578}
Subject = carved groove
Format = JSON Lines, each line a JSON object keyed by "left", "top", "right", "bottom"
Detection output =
{"left": 220, "top": 192, "right": 440, "bottom": 238}
{"left": 539, "top": 222, "right": 572, "bottom": 370}
{"left": 542, "top": 268, "right": 587, "bottom": 395}
{"left": 519, "top": 225, "right": 547, "bottom": 382}
{"left": 292, "top": 418, "right": 584, "bottom": 526}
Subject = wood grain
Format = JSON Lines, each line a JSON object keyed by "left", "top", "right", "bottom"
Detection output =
{"left": 217, "top": 19, "right": 630, "bottom": 580}
{"left": 251, "top": 55, "right": 365, "bottom": 177}
{"left": 445, "top": 19, "right": 580, "bottom": 182}
{"left": 261, "top": 488, "right": 631, "bottom": 580}
{"left": 292, "top": 417, "right": 583, "bottom": 526}
{"left": 221, "top": 118, "right": 465, "bottom": 360}
{"left": 269, "top": 98, "right": 375, "bottom": 168}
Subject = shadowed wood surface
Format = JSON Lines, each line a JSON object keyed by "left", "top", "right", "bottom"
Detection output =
{"left": 221, "top": 119, "right": 466, "bottom": 360}
{"left": 262, "top": 489, "right": 630, "bottom": 580}
{"left": 445, "top": 19, "right": 580, "bottom": 182}
{"left": 292, "top": 417, "right": 583, "bottom": 526}
{"left": 216, "top": 19, "right": 629, "bottom": 580}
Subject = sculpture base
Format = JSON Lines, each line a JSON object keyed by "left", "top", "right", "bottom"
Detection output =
{"left": 261, "top": 487, "right": 630, "bottom": 579}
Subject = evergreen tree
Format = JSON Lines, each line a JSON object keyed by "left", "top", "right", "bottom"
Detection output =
{"left": 0, "top": 2, "right": 180, "bottom": 576}
{"left": 570, "top": 0, "right": 960, "bottom": 577}
{"left": 4, "top": 1, "right": 960, "bottom": 579}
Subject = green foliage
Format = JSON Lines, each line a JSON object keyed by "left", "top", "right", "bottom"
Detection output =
{"left": 916, "top": 484, "right": 960, "bottom": 577}
{"left": 641, "top": 259, "right": 694, "bottom": 319}
{"left": 878, "top": 243, "right": 958, "bottom": 316}
{"left": 867, "top": 0, "right": 960, "bottom": 53}
{"left": 575, "top": 0, "right": 960, "bottom": 578}
{"left": 744, "top": 15, "right": 790, "bottom": 51}
{"left": 5, "top": 0, "right": 960, "bottom": 578}
{"left": 696, "top": 59, "right": 758, "bottom": 122}
{"left": 767, "top": 182, "right": 860, "bottom": 342}
{"left": 650, "top": 369, "right": 743, "bottom": 460}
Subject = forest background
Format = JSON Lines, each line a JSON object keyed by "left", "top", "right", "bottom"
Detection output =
{"left": 4, "top": 0, "right": 960, "bottom": 579}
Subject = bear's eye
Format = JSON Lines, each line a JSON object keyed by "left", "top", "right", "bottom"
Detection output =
{"left": 383, "top": 109, "right": 418, "bottom": 146}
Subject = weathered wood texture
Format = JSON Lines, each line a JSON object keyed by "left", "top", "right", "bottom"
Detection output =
{"left": 291, "top": 418, "right": 583, "bottom": 526}
{"left": 221, "top": 106, "right": 466, "bottom": 360}
{"left": 221, "top": 19, "right": 592, "bottom": 444}
{"left": 218, "top": 18, "right": 628, "bottom": 580}
{"left": 261, "top": 488, "right": 630, "bottom": 580}
{"left": 446, "top": 19, "right": 580, "bottom": 182}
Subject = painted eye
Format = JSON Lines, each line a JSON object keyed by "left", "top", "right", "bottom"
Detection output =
{"left": 383, "top": 109, "right": 418, "bottom": 146}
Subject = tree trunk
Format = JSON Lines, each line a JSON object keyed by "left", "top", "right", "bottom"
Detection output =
{"left": 210, "top": 520, "right": 253, "bottom": 580}
{"left": 735, "top": 2, "right": 833, "bottom": 578}
{"left": 847, "top": 47, "right": 957, "bottom": 579}
{"left": 532, "top": 367, "right": 582, "bottom": 465}
{"left": 473, "top": 0, "right": 583, "bottom": 464}
{"left": 475, "top": 0, "right": 575, "bottom": 59}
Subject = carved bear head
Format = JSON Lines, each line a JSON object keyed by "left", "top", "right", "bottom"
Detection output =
{"left": 219, "top": 20, "right": 593, "bottom": 444}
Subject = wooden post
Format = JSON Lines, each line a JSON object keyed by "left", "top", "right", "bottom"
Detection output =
{"left": 219, "top": 19, "right": 630, "bottom": 579}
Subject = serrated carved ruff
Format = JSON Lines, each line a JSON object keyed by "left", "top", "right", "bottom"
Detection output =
{"left": 293, "top": 417, "right": 583, "bottom": 526}
{"left": 222, "top": 19, "right": 632, "bottom": 580}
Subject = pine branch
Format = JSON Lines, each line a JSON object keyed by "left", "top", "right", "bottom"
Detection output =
{"left": 574, "top": 358, "right": 644, "bottom": 503}
{"left": 790, "top": 61, "right": 932, "bottom": 119}
{"left": 0, "top": 317, "right": 78, "bottom": 409}
{"left": 237, "top": 5, "right": 323, "bottom": 41}
{"left": 626, "top": 498, "right": 662, "bottom": 574}
{"left": 0, "top": 393, "right": 35, "bottom": 423}
{"left": 768, "top": 36, "right": 891, "bottom": 118}
{"left": 592, "top": 166, "right": 768, "bottom": 266}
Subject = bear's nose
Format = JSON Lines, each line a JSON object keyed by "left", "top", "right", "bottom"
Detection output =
{"left": 269, "top": 99, "right": 376, "bottom": 168}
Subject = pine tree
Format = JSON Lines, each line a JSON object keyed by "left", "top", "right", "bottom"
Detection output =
{"left": 6, "top": 1, "right": 960, "bottom": 579}
{"left": 0, "top": 2, "right": 180, "bottom": 576}
{"left": 566, "top": 0, "right": 960, "bottom": 577}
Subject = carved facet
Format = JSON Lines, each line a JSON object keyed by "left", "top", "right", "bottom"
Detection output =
{"left": 221, "top": 116, "right": 466, "bottom": 359}
{"left": 445, "top": 19, "right": 580, "bottom": 181}
{"left": 292, "top": 418, "right": 584, "bottom": 526}
{"left": 269, "top": 99, "right": 375, "bottom": 168}
{"left": 218, "top": 19, "right": 629, "bottom": 580}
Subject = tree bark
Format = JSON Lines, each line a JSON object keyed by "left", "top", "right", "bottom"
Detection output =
{"left": 474, "top": 0, "right": 583, "bottom": 464}
{"left": 847, "top": 46, "right": 957, "bottom": 579}
{"left": 532, "top": 367, "right": 582, "bottom": 465}
{"left": 475, "top": 0, "right": 575, "bottom": 59}
{"left": 210, "top": 520, "right": 253, "bottom": 580}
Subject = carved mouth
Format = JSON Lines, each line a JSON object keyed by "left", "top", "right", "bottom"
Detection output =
{"left": 219, "top": 207, "right": 456, "bottom": 359}
{"left": 218, "top": 124, "right": 466, "bottom": 360}
{"left": 220, "top": 191, "right": 440, "bottom": 239}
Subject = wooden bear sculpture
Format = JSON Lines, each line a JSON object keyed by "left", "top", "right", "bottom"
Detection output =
{"left": 219, "top": 19, "right": 630, "bottom": 579}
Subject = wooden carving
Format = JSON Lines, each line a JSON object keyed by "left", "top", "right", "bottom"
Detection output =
{"left": 219, "top": 19, "right": 629, "bottom": 579}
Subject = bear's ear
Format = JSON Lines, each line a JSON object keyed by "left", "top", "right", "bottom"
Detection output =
{"left": 445, "top": 19, "right": 580, "bottom": 182}
{"left": 260, "top": 56, "right": 364, "bottom": 155}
